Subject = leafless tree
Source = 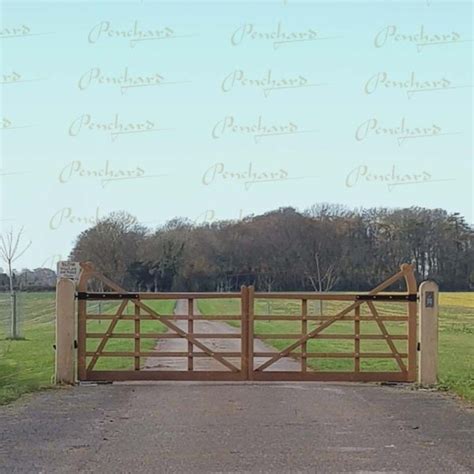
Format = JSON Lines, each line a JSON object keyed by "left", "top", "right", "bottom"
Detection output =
{"left": 0, "top": 227, "right": 32, "bottom": 339}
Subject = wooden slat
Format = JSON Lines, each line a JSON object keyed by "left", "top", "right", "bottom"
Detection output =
{"left": 254, "top": 334, "right": 407, "bottom": 340}
{"left": 403, "top": 264, "right": 418, "bottom": 381}
{"left": 86, "top": 370, "right": 409, "bottom": 382}
{"left": 86, "top": 315, "right": 242, "bottom": 321}
{"left": 254, "top": 293, "right": 357, "bottom": 300}
{"left": 86, "top": 352, "right": 242, "bottom": 357}
{"left": 241, "top": 286, "right": 249, "bottom": 380}
{"left": 354, "top": 306, "right": 360, "bottom": 373}
{"left": 253, "top": 352, "right": 408, "bottom": 358}
{"left": 86, "top": 333, "right": 242, "bottom": 339}
{"left": 248, "top": 286, "right": 255, "bottom": 380}
{"left": 302, "top": 299, "right": 307, "bottom": 373}
{"left": 253, "top": 315, "right": 408, "bottom": 321}
{"left": 134, "top": 303, "right": 140, "bottom": 371}
{"left": 86, "top": 371, "right": 246, "bottom": 382}
{"left": 251, "top": 372, "right": 409, "bottom": 382}
{"left": 188, "top": 298, "right": 193, "bottom": 371}
{"left": 87, "top": 314, "right": 407, "bottom": 322}
{"left": 253, "top": 291, "right": 412, "bottom": 301}
{"left": 139, "top": 292, "right": 242, "bottom": 299}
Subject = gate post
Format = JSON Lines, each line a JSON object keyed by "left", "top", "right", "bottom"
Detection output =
{"left": 55, "top": 278, "right": 76, "bottom": 384}
{"left": 418, "top": 280, "right": 439, "bottom": 386}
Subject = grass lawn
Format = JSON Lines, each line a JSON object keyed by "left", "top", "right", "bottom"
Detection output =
{"left": 198, "top": 292, "right": 474, "bottom": 401}
{"left": 0, "top": 293, "right": 173, "bottom": 405}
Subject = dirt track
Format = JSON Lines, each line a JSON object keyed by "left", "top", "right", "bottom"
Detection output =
{"left": 144, "top": 299, "right": 302, "bottom": 372}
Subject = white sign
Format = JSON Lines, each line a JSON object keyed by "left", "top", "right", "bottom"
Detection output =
{"left": 57, "top": 261, "right": 81, "bottom": 281}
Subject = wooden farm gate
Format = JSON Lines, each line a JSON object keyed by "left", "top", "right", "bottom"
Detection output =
{"left": 76, "top": 262, "right": 417, "bottom": 382}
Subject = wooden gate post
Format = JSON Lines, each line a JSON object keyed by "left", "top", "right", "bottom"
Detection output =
{"left": 418, "top": 280, "right": 439, "bottom": 386}
{"left": 55, "top": 278, "right": 76, "bottom": 384}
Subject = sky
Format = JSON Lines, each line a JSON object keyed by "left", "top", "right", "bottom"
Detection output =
{"left": 1, "top": 0, "right": 473, "bottom": 270}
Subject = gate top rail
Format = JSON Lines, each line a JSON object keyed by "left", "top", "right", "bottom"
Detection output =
{"left": 77, "top": 290, "right": 417, "bottom": 301}
{"left": 77, "top": 291, "right": 243, "bottom": 300}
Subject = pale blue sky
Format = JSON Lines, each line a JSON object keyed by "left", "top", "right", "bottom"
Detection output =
{"left": 1, "top": 1, "right": 472, "bottom": 269}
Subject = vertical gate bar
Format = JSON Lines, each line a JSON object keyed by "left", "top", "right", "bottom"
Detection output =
{"left": 407, "top": 299, "right": 417, "bottom": 380}
{"left": 354, "top": 305, "right": 360, "bottom": 373}
{"left": 188, "top": 298, "right": 194, "bottom": 371}
{"left": 241, "top": 286, "right": 249, "bottom": 380}
{"left": 301, "top": 299, "right": 307, "bottom": 373}
{"left": 134, "top": 300, "right": 140, "bottom": 371}
{"left": 247, "top": 286, "right": 255, "bottom": 380}
{"left": 403, "top": 265, "right": 418, "bottom": 381}
{"left": 77, "top": 299, "right": 86, "bottom": 380}
{"left": 76, "top": 270, "right": 89, "bottom": 381}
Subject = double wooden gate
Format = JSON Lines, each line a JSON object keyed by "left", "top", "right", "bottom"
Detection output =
{"left": 77, "top": 262, "right": 417, "bottom": 382}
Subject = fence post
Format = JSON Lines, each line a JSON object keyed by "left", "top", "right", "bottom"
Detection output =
{"left": 55, "top": 278, "right": 76, "bottom": 384}
{"left": 418, "top": 280, "right": 439, "bottom": 386}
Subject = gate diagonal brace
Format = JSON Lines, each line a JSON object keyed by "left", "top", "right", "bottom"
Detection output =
{"left": 254, "top": 267, "right": 410, "bottom": 373}
{"left": 88, "top": 272, "right": 240, "bottom": 373}
{"left": 365, "top": 301, "right": 407, "bottom": 372}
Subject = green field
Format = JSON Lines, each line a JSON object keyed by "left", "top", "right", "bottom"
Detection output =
{"left": 0, "top": 294, "right": 172, "bottom": 405}
{"left": 0, "top": 292, "right": 472, "bottom": 405}
{"left": 198, "top": 293, "right": 474, "bottom": 401}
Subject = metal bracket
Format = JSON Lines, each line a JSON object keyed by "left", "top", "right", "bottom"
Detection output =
{"left": 356, "top": 294, "right": 417, "bottom": 302}
{"left": 77, "top": 292, "right": 139, "bottom": 300}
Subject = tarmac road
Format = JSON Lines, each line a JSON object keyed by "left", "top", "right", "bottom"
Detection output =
{"left": 1, "top": 382, "right": 473, "bottom": 473}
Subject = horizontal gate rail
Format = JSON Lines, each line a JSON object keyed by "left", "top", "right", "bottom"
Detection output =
{"left": 78, "top": 291, "right": 242, "bottom": 300}
{"left": 85, "top": 314, "right": 243, "bottom": 321}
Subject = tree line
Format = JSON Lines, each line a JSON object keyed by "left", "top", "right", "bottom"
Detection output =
{"left": 70, "top": 205, "right": 474, "bottom": 292}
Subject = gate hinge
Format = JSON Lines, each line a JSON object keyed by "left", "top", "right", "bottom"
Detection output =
{"left": 417, "top": 342, "right": 421, "bottom": 351}
{"left": 355, "top": 294, "right": 417, "bottom": 302}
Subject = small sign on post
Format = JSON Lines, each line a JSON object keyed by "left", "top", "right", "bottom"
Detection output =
{"left": 425, "top": 291, "right": 435, "bottom": 308}
{"left": 57, "top": 261, "right": 81, "bottom": 281}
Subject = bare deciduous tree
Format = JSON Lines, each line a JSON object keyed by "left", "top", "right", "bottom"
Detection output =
{"left": 0, "top": 227, "right": 32, "bottom": 339}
